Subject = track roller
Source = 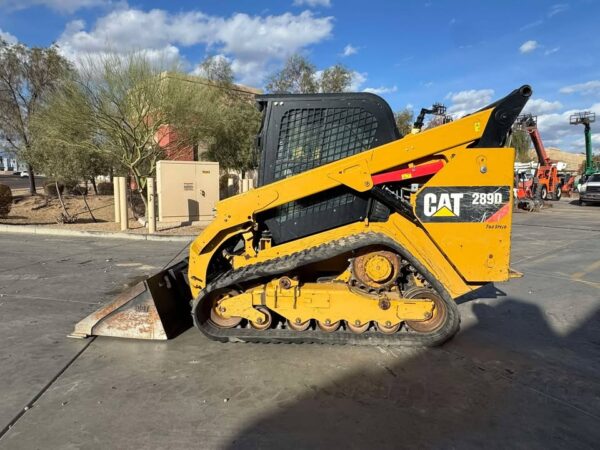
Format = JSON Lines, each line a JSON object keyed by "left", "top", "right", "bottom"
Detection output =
{"left": 346, "top": 320, "right": 370, "bottom": 334}
{"left": 287, "top": 318, "right": 311, "bottom": 331}
{"left": 250, "top": 306, "right": 272, "bottom": 330}
{"left": 317, "top": 320, "right": 340, "bottom": 333}
{"left": 376, "top": 321, "right": 401, "bottom": 334}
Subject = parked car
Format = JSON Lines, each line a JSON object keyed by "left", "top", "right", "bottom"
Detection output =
{"left": 20, "top": 171, "right": 29, "bottom": 178}
{"left": 578, "top": 173, "right": 600, "bottom": 205}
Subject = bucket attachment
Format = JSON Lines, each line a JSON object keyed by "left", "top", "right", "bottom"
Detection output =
{"left": 69, "top": 260, "right": 192, "bottom": 340}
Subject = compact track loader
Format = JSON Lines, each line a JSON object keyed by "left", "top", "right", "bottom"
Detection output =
{"left": 71, "top": 85, "right": 532, "bottom": 346}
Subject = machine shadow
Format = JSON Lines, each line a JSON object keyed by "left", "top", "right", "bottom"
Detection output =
{"left": 455, "top": 283, "right": 507, "bottom": 304}
{"left": 568, "top": 199, "right": 600, "bottom": 207}
{"left": 225, "top": 298, "right": 600, "bottom": 449}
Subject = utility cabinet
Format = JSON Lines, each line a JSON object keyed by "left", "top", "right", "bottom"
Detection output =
{"left": 156, "top": 160, "right": 219, "bottom": 224}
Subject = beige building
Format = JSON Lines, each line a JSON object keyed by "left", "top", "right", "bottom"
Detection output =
{"left": 527, "top": 147, "right": 586, "bottom": 172}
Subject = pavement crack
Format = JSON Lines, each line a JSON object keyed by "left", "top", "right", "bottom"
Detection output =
{"left": 0, "top": 293, "right": 101, "bottom": 305}
{"left": 0, "top": 337, "right": 96, "bottom": 441}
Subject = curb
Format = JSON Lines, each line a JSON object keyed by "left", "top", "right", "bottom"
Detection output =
{"left": 0, "top": 224, "right": 195, "bottom": 242}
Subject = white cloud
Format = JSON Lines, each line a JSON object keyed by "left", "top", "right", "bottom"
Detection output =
{"left": 342, "top": 44, "right": 357, "bottom": 57}
{"left": 574, "top": 133, "right": 600, "bottom": 148}
{"left": 446, "top": 88, "right": 494, "bottom": 117}
{"left": 544, "top": 46, "right": 560, "bottom": 55}
{"left": 536, "top": 103, "right": 600, "bottom": 153}
{"left": 444, "top": 87, "right": 594, "bottom": 153}
{"left": 0, "top": 28, "right": 18, "bottom": 44}
{"left": 293, "top": 0, "right": 331, "bottom": 7}
{"left": 0, "top": 0, "right": 111, "bottom": 13}
{"left": 520, "top": 19, "right": 543, "bottom": 31}
{"left": 548, "top": 3, "right": 568, "bottom": 17}
{"left": 444, "top": 84, "right": 593, "bottom": 153}
{"left": 363, "top": 85, "right": 398, "bottom": 95}
{"left": 523, "top": 98, "right": 563, "bottom": 115}
{"left": 519, "top": 40, "right": 539, "bottom": 54}
{"left": 348, "top": 71, "right": 367, "bottom": 91}
{"left": 518, "top": 4, "right": 567, "bottom": 33}
{"left": 559, "top": 80, "right": 600, "bottom": 95}
{"left": 56, "top": 8, "right": 334, "bottom": 86}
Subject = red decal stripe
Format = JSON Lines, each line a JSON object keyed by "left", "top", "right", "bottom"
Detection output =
{"left": 372, "top": 160, "right": 444, "bottom": 185}
{"left": 486, "top": 203, "right": 510, "bottom": 222}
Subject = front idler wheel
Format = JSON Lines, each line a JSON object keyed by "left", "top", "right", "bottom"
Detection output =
{"left": 209, "top": 290, "right": 243, "bottom": 329}
{"left": 404, "top": 287, "right": 448, "bottom": 333}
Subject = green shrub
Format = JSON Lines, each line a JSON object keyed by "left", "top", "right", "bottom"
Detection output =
{"left": 97, "top": 182, "right": 114, "bottom": 196}
{"left": 64, "top": 180, "right": 78, "bottom": 192}
{"left": 0, "top": 184, "right": 12, "bottom": 217}
{"left": 70, "top": 185, "right": 88, "bottom": 195}
{"left": 43, "top": 181, "right": 64, "bottom": 197}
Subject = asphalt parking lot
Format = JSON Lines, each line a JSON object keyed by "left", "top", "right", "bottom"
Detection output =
{"left": 0, "top": 199, "right": 599, "bottom": 449}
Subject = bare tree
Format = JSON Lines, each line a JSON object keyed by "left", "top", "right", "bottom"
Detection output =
{"left": 394, "top": 108, "right": 414, "bottom": 136}
{"left": 33, "top": 52, "right": 224, "bottom": 212}
{"left": 266, "top": 54, "right": 319, "bottom": 94}
{"left": 197, "top": 56, "right": 234, "bottom": 85}
{"left": 27, "top": 120, "right": 111, "bottom": 192}
{"left": 192, "top": 57, "right": 261, "bottom": 175}
{"left": 319, "top": 64, "right": 352, "bottom": 93}
{"left": 511, "top": 129, "right": 531, "bottom": 163}
{"left": 0, "top": 40, "right": 71, "bottom": 194}
{"left": 201, "top": 97, "right": 261, "bottom": 177}
{"left": 267, "top": 54, "right": 354, "bottom": 94}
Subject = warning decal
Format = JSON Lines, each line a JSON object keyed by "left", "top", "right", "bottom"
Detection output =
{"left": 415, "top": 186, "right": 511, "bottom": 223}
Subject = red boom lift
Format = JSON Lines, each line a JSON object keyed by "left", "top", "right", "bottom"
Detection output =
{"left": 516, "top": 114, "right": 562, "bottom": 201}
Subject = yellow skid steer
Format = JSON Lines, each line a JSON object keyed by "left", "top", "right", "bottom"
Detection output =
{"left": 71, "top": 85, "right": 532, "bottom": 346}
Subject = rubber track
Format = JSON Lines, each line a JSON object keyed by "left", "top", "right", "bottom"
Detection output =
{"left": 191, "top": 232, "right": 460, "bottom": 347}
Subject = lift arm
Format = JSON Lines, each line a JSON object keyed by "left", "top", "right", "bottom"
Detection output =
{"left": 527, "top": 127, "right": 553, "bottom": 166}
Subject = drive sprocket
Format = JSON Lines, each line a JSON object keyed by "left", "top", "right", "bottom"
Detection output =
{"left": 350, "top": 250, "right": 400, "bottom": 292}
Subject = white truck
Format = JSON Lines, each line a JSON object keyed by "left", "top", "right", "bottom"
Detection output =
{"left": 578, "top": 173, "right": 600, "bottom": 205}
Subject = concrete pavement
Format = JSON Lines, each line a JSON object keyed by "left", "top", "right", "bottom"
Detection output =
{"left": 0, "top": 199, "right": 599, "bottom": 449}
{"left": 0, "top": 236, "right": 179, "bottom": 434}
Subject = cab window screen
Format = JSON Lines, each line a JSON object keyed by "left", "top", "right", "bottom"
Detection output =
{"left": 273, "top": 107, "right": 378, "bottom": 181}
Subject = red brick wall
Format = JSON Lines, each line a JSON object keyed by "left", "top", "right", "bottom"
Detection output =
{"left": 157, "top": 125, "right": 194, "bottom": 161}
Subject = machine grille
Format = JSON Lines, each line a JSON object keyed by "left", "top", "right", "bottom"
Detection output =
{"left": 270, "top": 189, "right": 357, "bottom": 224}
{"left": 273, "top": 107, "right": 378, "bottom": 181}
{"left": 256, "top": 94, "right": 399, "bottom": 244}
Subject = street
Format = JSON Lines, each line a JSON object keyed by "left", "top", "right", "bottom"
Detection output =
{"left": 0, "top": 174, "right": 46, "bottom": 191}
{"left": 0, "top": 199, "right": 599, "bottom": 449}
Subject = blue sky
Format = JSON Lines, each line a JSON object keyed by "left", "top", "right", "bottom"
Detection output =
{"left": 1, "top": 0, "right": 599, "bottom": 153}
